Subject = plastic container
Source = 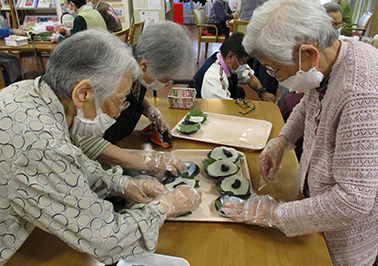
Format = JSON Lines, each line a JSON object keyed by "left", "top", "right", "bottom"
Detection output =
{"left": 5, "top": 36, "right": 28, "bottom": 46}
{"left": 167, "top": 87, "right": 196, "bottom": 109}
{"left": 117, "top": 253, "right": 190, "bottom": 266}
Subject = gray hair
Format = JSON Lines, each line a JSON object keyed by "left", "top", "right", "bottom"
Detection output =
{"left": 324, "top": 2, "right": 342, "bottom": 14}
{"left": 243, "top": 0, "right": 337, "bottom": 65}
{"left": 134, "top": 21, "right": 195, "bottom": 79}
{"left": 43, "top": 30, "right": 141, "bottom": 105}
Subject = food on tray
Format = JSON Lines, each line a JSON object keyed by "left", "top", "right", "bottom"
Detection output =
{"left": 203, "top": 158, "right": 239, "bottom": 178}
{"left": 208, "top": 146, "right": 243, "bottom": 163}
{"left": 214, "top": 175, "right": 251, "bottom": 198}
{"left": 164, "top": 177, "right": 199, "bottom": 192}
{"left": 185, "top": 108, "right": 208, "bottom": 124}
{"left": 215, "top": 195, "right": 246, "bottom": 218}
{"left": 177, "top": 120, "right": 201, "bottom": 134}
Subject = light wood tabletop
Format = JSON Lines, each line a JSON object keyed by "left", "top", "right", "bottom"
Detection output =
{"left": 5, "top": 98, "right": 332, "bottom": 266}
{"left": 0, "top": 40, "right": 58, "bottom": 52}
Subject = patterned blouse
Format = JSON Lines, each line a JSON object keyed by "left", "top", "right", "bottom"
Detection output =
{"left": 276, "top": 40, "right": 378, "bottom": 265}
{"left": 0, "top": 78, "right": 166, "bottom": 265}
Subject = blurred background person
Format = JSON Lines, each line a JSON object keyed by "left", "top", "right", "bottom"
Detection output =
{"left": 207, "top": 0, "right": 237, "bottom": 38}
{"left": 86, "top": 0, "right": 122, "bottom": 32}
{"left": 324, "top": 2, "right": 346, "bottom": 38}
{"left": 332, "top": 0, "right": 353, "bottom": 36}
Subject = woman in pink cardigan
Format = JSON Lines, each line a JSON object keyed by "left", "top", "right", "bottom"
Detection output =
{"left": 223, "top": 0, "right": 378, "bottom": 265}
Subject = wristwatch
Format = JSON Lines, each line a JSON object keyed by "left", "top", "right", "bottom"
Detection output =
{"left": 257, "top": 87, "right": 268, "bottom": 98}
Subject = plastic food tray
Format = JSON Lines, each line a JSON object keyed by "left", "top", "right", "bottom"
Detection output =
{"left": 117, "top": 253, "right": 190, "bottom": 266}
{"left": 167, "top": 149, "right": 251, "bottom": 223}
{"left": 171, "top": 112, "right": 272, "bottom": 151}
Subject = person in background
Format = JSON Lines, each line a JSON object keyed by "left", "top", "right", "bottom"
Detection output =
{"left": 222, "top": 0, "right": 378, "bottom": 265}
{"left": 207, "top": 0, "right": 237, "bottom": 38}
{"left": 324, "top": 2, "right": 345, "bottom": 38}
{"left": 73, "top": 21, "right": 194, "bottom": 178}
{"left": 332, "top": 0, "right": 353, "bottom": 36}
{"left": 195, "top": 32, "right": 275, "bottom": 101}
{"left": 0, "top": 29, "right": 201, "bottom": 265}
{"left": 51, "top": 0, "right": 106, "bottom": 42}
{"left": 86, "top": 0, "right": 122, "bottom": 32}
{"left": 238, "top": 0, "right": 267, "bottom": 21}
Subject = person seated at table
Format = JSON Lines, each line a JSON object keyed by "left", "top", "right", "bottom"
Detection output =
{"left": 86, "top": 0, "right": 122, "bottom": 32}
{"left": 72, "top": 21, "right": 194, "bottom": 178}
{"left": 0, "top": 29, "right": 201, "bottom": 266}
{"left": 51, "top": 0, "right": 106, "bottom": 42}
{"left": 207, "top": 0, "right": 237, "bottom": 38}
{"left": 222, "top": 0, "right": 378, "bottom": 265}
{"left": 194, "top": 32, "right": 276, "bottom": 101}
{"left": 331, "top": 0, "right": 353, "bottom": 36}
{"left": 324, "top": 2, "right": 346, "bottom": 38}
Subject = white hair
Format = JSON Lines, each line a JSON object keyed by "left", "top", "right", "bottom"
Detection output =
{"left": 243, "top": 0, "right": 337, "bottom": 65}
{"left": 43, "top": 30, "right": 141, "bottom": 105}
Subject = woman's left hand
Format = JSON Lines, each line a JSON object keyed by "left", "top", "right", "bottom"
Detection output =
{"left": 123, "top": 175, "right": 168, "bottom": 204}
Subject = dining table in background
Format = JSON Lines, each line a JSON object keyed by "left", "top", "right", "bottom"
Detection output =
{"left": 5, "top": 98, "right": 333, "bottom": 266}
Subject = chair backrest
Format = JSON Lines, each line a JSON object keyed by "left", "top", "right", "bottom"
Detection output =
{"left": 233, "top": 20, "right": 249, "bottom": 34}
{"left": 113, "top": 28, "right": 130, "bottom": 43}
{"left": 129, "top": 20, "right": 145, "bottom": 46}
{"left": 355, "top": 11, "right": 373, "bottom": 36}
{"left": 193, "top": 8, "right": 208, "bottom": 31}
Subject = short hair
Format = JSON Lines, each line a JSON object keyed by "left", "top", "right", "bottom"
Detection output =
{"left": 43, "top": 30, "right": 140, "bottom": 105}
{"left": 324, "top": 2, "right": 342, "bottom": 14}
{"left": 243, "top": 0, "right": 336, "bottom": 65}
{"left": 220, "top": 32, "right": 249, "bottom": 60}
{"left": 67, "top": 0, "right": 86, "bottom": 8}
{"left": 134, "top": 21, "right": 195, "bottom": 80}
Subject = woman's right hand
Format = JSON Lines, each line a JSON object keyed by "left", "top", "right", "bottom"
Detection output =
{"left": 157, "top": 186, "right": 202, "bottom": 218}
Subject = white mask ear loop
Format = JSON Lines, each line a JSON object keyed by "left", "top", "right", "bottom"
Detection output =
{"left": 298, "top": 44, "right": 307, "bottom": 71}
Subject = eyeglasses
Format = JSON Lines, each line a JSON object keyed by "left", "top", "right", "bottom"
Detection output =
{"left": 235, "top": 98, "right": 255, "bottom": 115}
{"left": 265, "top": 64, "right": 283, "bottom": 78}
{"left": 111, "top": 95, "right": 130, "bottom": 112}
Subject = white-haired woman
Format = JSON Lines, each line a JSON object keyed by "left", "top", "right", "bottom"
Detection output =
{"left": 0, "top": 30, "right": 201, "bottom": 265}
{"left": 74, "top": 21, "right": 196, "bottom": 178}
{"left": 222, "top": 0, "right": 378, "bottom": 265}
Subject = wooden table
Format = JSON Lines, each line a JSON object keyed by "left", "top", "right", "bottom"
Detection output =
{"left": 0, "top": 40, "right": 58, "bottom": 53}
{"left": 5, "top": 98, "right": 333, "bottom": 266}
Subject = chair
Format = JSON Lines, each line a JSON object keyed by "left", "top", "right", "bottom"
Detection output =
{"left": 113, "top": 28, "right": 130, "bottom": 43}
{"left": 128, "top": 21, "right": 145, "bottom": 46}
{"left": 341, "top": 11, "right": 373, "bottom": 37}
{"left": 193, "top": 8, "right": 226, "bottom": 64}
{"left": 233, "top": 20, "right": 249, "bottom": 34}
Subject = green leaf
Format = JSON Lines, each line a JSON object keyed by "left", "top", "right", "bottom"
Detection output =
{"left": 215, "top": 200, "right": 223, "bottom": 209}
{"left": 178, "top": 122, "right": 201, "bottom": 133}
{"left": 202, "top": 157, "right": 217, "bottom": 172}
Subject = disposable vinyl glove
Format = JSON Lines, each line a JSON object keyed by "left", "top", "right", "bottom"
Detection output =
{"left": 157, "top": 185, "right": 202, "bottom": 218}
{"left": 128, "top": 150, "right": 187, "bottom": 177}
{"left": 223, "top": 194, "right": 281, "bottom": 228}
{"left": 258, "top": 136, "right": 294, "bottom": 185}
{"left": 123, "top": 175, "right": 168, "bottom": 204}
{"left": 146, "top": 106, "right": 170, "bottom": 134}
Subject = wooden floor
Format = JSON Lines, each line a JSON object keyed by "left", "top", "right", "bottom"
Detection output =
{"left": 20, "top": 24, "right": 259, "bottom": 100}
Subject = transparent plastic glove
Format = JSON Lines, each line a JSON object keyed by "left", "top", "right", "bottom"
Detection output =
{"left": 258, "top": 136, "right": 293, "bottom": 190}
{"left": 157, "top": 185, "right": 202, "bottom": 218}
{"left": 123, "top": 175, "right": 168, "bottom": 204}
{"left": 128, "top": 150, "right": 187, "bottom": 178}
{"left": 147, "top": 106, "right": 170, "bottom": 134}
{"left": 50, "top": 33, "right": 61, "bottom": 43}
{"left": 223, "top": 194, "right": 281, "bottom": 228}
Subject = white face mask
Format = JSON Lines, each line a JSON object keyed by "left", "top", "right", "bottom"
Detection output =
{"left": 140, "top": 78, "right": 167, "bottom": 91}
{"left": 70, "top": 107, "right": 116, "bottom": 138}
{"left": 280, "top": 45, "right": 324, "bottom": 93}
{"left": 86, "top": 2, "right": 94, "bottom": 8}
{"left": 230, "top": 56, "right": 247, "bottom": 76}
{"left": 67, "top": 3, "right": 77, "bottom": 17}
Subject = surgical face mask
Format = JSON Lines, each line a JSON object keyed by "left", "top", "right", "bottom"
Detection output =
{"left": 335, "top": 29, "right": 341, "bottom": 39}
{"left": 230, "top": 56, "right": 247, "bottom": 76}
{"left": 280, "top": 45, "right": 324, "bottom": 93}
{"left": 140, "top": 77, "right": 172, "bottom": 91}
{"left": 86, "top": 2, "right": 94, "bottom": 8}
{"left": 67, "top": 4, "right": 77, "bottom": 17}
{"left": 70, "top": 106, "right": 116, "bottom": 138}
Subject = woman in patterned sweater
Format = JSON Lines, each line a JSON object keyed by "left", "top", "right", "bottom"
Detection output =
{"left": 223, "top": 0, "right": 378, "bottom": 265}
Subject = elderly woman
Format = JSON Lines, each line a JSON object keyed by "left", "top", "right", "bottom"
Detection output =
{"left": 222, "top": 0, "right": 378, "bottom": 265}
{"left": 0, "top": 30, "right": 201, "bottom": 265}
{"left": 73, "top": 21, "right": 195, "bottom": 178}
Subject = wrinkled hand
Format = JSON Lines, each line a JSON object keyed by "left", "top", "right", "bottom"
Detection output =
{"left": 223, "top": 194, "right": 279, "bottom": 227}
{"left": 261, "top": 92, "right": 276, "bottom": 103}
{"left": 13, "top": 29, "right": 26, "bottom": 36}
{"left": 258, "top": 136, "right": 292, "bottom": 183}
{"left": 157, "top": 185, "right": 202, "bottom": 218}
{"left": 123, "top": 175, "right": 168, "bottom": 204}
{"left": 147, "top": 107, "right": 170, "bottom": 133}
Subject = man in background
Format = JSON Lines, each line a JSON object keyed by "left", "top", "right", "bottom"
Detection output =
{"left": 86, "top": 0, "right": 122, "bottom": 32}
